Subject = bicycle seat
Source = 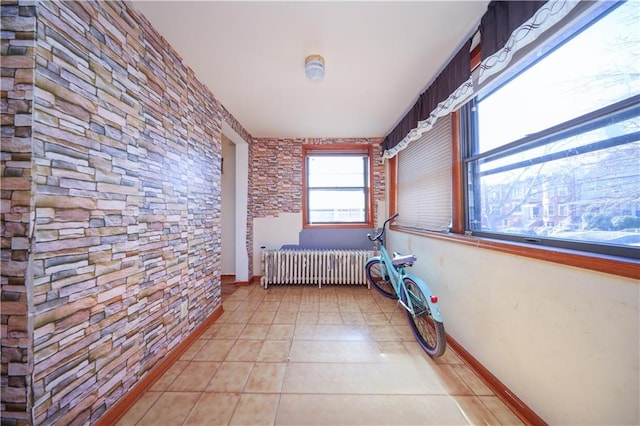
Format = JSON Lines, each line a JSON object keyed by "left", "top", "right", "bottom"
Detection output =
{"left": 392, "top": 253, "right": 416, "bottom": 266}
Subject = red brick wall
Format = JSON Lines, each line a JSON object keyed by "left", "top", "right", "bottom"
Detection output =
{"left": 251, "top": 137, "right": 386, "bottom": 225}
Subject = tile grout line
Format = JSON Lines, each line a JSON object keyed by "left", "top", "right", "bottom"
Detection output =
{"left": 124, "top": 285, "right": 523, "bottom": 425}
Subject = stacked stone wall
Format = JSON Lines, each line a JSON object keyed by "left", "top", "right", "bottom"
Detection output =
{"left": 251, "top": 137, "right": 385, "bottom": 225}
{"left": 1, "top": 0, "right": 388, "bottom": 422}
{"left": 1, "top": 1, "right": 37, "bottom": 424}
{"left": 1, "top": 0, "right": 226, "bottom": 423}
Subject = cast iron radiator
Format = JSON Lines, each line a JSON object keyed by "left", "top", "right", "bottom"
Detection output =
{"left": 260, "top": 249, "right": 374, "bottom": 288}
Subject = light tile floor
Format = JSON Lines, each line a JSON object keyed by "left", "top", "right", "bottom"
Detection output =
{"left": 117, "top": 284, "right": 524, "bottom": 425}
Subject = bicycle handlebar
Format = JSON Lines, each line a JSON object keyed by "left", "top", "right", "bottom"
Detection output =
{"left": 367, "top": 213, "right": 399, "bottom": 242}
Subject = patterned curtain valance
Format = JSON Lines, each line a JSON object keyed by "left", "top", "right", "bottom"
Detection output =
{"left": 382, "top": 39, "right": 471, "bottom": 159}
{"left": 478, "top": 0, "right": 579, "bottom": 85}
{"left": 382, "top": 0, "right": 580, "bottom": 159}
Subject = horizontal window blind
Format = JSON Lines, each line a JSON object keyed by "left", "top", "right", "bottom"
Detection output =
{"left": 397, "top": 113, "right": 452, "bottom": 232}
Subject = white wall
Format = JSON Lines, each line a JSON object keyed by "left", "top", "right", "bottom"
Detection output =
{"left": 386, "top": 230, "right": 639, "bottom": 425}
{"left": 221, "top": 137, "right": 236, "bottom": 274}
{"left": 222, "top": 121, "right": 249, "bottom": 282}
{"left": 252, "top": 213, "right": 302, "bottom": 274}
{"left": 234, "top": 141, "right": 249, "bottom": 282}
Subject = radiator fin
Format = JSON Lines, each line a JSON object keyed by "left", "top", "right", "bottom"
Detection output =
{"left": 261, "top": 249, "right": 374, "bottom": 288}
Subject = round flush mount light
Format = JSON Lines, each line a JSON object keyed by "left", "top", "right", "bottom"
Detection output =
{"left": 305, "top": 54, "right": 325, "bottom": 80}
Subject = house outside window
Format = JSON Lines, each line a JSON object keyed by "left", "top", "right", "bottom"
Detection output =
{"left": 463, "top": 1, "right": 639, "bottom": 258}
{"left": 303, "top": 145, "right": 373, "bottom": 227}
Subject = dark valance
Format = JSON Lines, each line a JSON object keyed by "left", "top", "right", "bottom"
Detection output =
{"left": 382, "top": 0, "right": 548, "bottom": 156}
{"left": 382, "top": 39, "right": 470, "bottom": 154}
{"left": 480, "top": 1, "right": 546, "bottom": 59}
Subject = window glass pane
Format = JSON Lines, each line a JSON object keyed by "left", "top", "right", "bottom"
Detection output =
{"left": 308, "top": 156, "right": 365, "bottom": 187}
{"left": 466, "top": 1, "right": 640, "bottom": 257}
{"left": 474, "top": 139, "right": 640, "bottom": 246}
{"left": 478, "top": 116, "right": 638, "bottom": 175}
{"left": 477, "top": 2, "right": 640, "bottom": 154}
{"left": 305, "top": 149, "right": 370, "bottom": 225}
{"left": 308, "top": 189, "right": 365, "bottom": 223}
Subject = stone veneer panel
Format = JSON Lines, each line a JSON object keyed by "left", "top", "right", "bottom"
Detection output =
{"left": 1, "top": 0, "right": 386, "bottom": 423}
{"left": 251, "top": 137, "right": 386, "bottom": 226}
{"left": 1, "top": 0, "right": 237, "bottom": 423}
{"left": 1, "top": 1, "right": 37, "bottom": 424}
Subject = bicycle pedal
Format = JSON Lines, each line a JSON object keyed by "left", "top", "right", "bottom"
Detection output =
{"left": 413, "top": 306, "right": 428, "bottom": 316}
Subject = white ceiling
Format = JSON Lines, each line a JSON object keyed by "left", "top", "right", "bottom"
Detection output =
{"left": 132, "top": 1, "right": 490, "bottom": 139}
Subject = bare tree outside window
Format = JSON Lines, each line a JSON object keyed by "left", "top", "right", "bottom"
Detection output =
{"left": 466, "top": 2, "right": 640, "bottom": 256}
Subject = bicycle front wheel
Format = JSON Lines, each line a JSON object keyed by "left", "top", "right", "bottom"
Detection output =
{"left": 403, "top": 277, "right": 446, "bottom": 357}
{"left": 365, "top": 259, "right": 397, "bottom": 299}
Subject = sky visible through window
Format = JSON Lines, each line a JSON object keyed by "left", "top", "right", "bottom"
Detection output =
{"left": 307, "top": 155, "right": 367, "bottom": 223}
{"left": 472, "top": 1, "right": 640, "bottom": 252}
{"left": 478, "top": 2, "right": 640, "bottom": 153}
{"left": 308, "top": 156, "right": 365, "bottom": 187}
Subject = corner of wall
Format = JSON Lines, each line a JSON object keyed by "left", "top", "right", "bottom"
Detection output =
{"left": 0, "top": 1, "right": 37, "bottom": 422}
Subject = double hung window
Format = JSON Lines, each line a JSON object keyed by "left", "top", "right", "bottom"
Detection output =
{"left": 463, "top": 2, "right": 639, "bottom": 258}
{"left": 304, "top": 145, "right": 372, "bottom": 226}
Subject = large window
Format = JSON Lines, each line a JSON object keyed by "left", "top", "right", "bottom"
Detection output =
{"left": 304, "top": 145, "right": 372, "bottom": 226}
{"left": 463, "top": 2, "right": 640, "bottom": 258}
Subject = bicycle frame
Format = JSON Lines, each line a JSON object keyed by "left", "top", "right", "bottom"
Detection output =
{"left": 367, "top": 220, "right": 443, "bottom": 323}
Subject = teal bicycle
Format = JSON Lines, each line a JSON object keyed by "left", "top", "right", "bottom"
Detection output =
{"left": 365, "top": 214, "right": 446, "bottom": 357}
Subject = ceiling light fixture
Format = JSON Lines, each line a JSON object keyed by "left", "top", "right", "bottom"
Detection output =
{"left": 305, "top": 54, "right": 325, "bottom": 80}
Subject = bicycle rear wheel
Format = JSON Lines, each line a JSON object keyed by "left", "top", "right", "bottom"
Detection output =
{"left": 402, "top": 277, "right": 446, "bottom": 357}
{"left": 365, "top": 259, "right": 397, "bottom": 299}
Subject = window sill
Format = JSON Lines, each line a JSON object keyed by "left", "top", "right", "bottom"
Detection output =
{"left": 390, "top": 226, "right": 639, "bottom": 280}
